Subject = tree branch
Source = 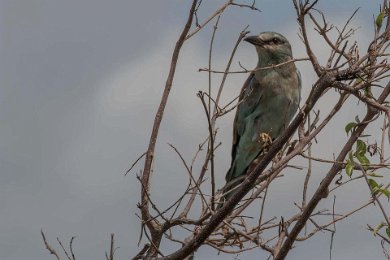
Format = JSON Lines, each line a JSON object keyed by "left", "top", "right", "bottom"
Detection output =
{"left": 140, "top": 0, "right": 199, "bottom": 256}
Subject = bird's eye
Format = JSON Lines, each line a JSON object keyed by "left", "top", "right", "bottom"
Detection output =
{"left": 272, "top": 38, "right": 280, "bottom": 44}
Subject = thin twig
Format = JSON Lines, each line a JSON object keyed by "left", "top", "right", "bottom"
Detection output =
{"left": 199, "top": 58, "right": 309, "bottom": 74}
{"left": 140, "top": 0, "right": 199, "bottom": 256}
{"left": 57, "top": 237, "right": 72, "bottom": 260}
{"left": 125, "top": 152, "right": 146, "bottom": 176}
{"left": 41, "top": 230, "right": 60, "bottom": 260}
{"left": 105, "top": 234, "right": 115, "bottom": 260}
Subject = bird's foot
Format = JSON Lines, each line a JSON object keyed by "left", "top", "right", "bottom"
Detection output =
{"left": 258, "top": 132, "right": 272, "bottom": 147}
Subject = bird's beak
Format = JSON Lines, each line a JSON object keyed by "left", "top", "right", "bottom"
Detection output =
{"left": 244, "top": 36, "right": 264, "bottom": 46}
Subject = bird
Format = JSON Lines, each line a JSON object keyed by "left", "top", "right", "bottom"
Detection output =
{"left": 220, "top": 31, "right": 301, "bottom": 205}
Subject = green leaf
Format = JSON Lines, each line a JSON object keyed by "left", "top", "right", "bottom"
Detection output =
{"left": 368, "top": 178, "right": 379, "bottom": 189}
{"left": 367, "top": 172, "right": 383, "bottom": 178}
{"left": 356, "top": 154, "right": 370, "bottom": 168}
{"left": 356, "top": 139, "right": 367, "bottom": 155}
{"left": 345, "top": 161, "right": 354, "bottom": 177}
{"left": 373, "top": 222, "right": 386, "bottom": 236}
{"left": 345, "top": 122, "right": 357, "bottom": 135}
{"left": 376, "top": 12, "right": 385, "bottom": 28}
{"left": 386, "top": 227, "right": 390, "bottom": 238}
{"left": 372, "top": 187, "right": 380, "bottom": 195}
{"left": 380, "top": 189, "right": 390, "bottom": 200}
{"left": 349, "top": 151, "right": 354, "bottom": 162}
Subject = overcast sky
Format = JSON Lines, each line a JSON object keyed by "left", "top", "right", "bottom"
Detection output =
{"left": 1, "top": 1, "right": 389, "bottom": 259}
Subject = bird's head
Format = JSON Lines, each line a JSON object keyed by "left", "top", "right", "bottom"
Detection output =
{"left": 244, "top": 32, "right": 293, "bottom": 64}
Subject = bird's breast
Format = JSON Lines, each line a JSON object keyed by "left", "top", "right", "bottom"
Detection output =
{"left": 249, "top": 69, "right": 300, "bottom": 138}
{"left": 258, "top": 69, "right": 299, "bottom": 99}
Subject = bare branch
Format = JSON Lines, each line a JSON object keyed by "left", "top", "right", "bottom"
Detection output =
{"left": 41, "top": 230, "right": 60, "bottom": 260}
{"left": 140, "top": 0, "right": 199, "bottom": 256}
{"left": 198, "top": 58, "right": 310, "bottom": 74}
{"left": 125, "top": 152, "right": 146, "bottom": 176}
{"left": 105, "top": 234, "right": 116, "bottom": 260}
{"left": 274, "top": 80, "right": 390, "bottom": 260}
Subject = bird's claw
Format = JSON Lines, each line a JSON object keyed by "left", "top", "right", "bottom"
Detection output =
{"left": 258, "top": 132, "right": 272, "bottom": 146}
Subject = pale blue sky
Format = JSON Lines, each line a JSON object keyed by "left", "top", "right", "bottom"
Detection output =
{"left": 0, "top": 1, "right": 387, "bottom": 259}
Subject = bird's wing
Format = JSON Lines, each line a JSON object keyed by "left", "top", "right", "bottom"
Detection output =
{"left": 231, "top": 73, "right": 260, "bottom": 161}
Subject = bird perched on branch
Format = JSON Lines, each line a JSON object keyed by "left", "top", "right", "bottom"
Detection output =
{"left": 220, "top": 31, "right": 301, "bottom": 205}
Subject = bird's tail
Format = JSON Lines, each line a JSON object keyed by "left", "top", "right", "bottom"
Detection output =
{"left": 217, "top": 155, "right": 263, "bottom": 209}
{"left": 217, "top": 167, "right": 246, "bottom": 209}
